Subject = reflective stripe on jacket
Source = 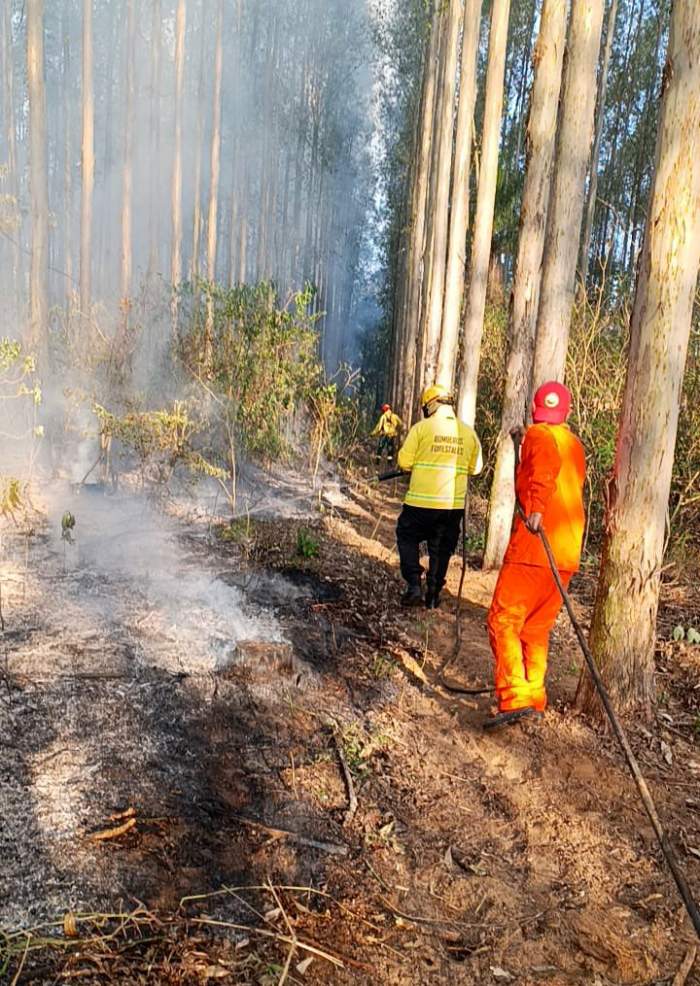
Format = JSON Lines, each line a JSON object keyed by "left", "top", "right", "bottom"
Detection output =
{"left": 504, "top": 423, "right": 586, "bottom": 572}
{"left": 397, "top": 404, "right": 482, "bottom": 510}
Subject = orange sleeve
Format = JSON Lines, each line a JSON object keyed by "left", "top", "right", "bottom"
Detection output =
{"left": 519, "top": 428, "right": 561, "bottom": 514}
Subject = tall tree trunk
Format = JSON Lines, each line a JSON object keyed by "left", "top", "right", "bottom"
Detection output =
{"left": 170, "top": 0, "right": 186, "bottom": 325}
{"left": 148, "top": 0, "right": 162, "bottom": 276}
{"left": 531, "top": 0, "right": 606, "bottom": 386}
{"left": 418, "top": 0, "right": 461, "bottom": 390}
{"left": 97, "top": 0, "right": 117, "bottom": 296}
{"left": 2, "top": 1, "right": 22, "bottom": 321}
{"left": 577, "top": 0, "right": 700, "bottom": 716}
{"left": 27, "top": 0, "right": 49, "bottom": 365}
{"left": 80, "top": 0, "right": 94, "bottom": 320}
{"left": 397, "top": 10, "right": 440, "bottom": 424}
{"left": 62, "top": 11, "right": 73, "bottom": 305}
{"left": 206, "top": 0, "right": 224, "bottom": 283}
{"left": 578, "top": 0, "right": 619, "bottom": 286}
{"left": 435, "top": 0, "right": 481, "bottom": 389}
{"left": 120, "top": 0, "right": 135, "bottom": 301}
{"left": 456, "top": 0, "right": 512, "bottom": 425}
{"left": 482, "top": 0, "right": 568, "bottom": 570}
{"left": 203, "top": 0, "right": 224, "bottom": 367}
{"left": 190, "top": 11, "right": 207, "bottom": 281}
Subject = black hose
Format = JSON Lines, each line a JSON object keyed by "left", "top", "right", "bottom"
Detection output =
{"left": 377, "top": 468, "right": 406, "bottom": 482}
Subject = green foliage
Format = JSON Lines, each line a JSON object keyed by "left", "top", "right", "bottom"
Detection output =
{"left": 0, "top": 478, "right": 24, "bottom": 521}
{"left": 295, "top": 528, "right": 320, "bottom": 559}
{"left": 673, "top": 626, "right": 700, "bottom": 645}
{"left": 176, "top": 280, "right": 323, "bottom": 465}
{"left": 94, "top": 400, "right": 225, "bottom": 490}
{"left": 471, "top": 304, "right": 508, "bottom": 493}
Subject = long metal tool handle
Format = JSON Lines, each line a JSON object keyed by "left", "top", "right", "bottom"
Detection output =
{"left": 536, "top": 520, "right": 700, "bottom": 939}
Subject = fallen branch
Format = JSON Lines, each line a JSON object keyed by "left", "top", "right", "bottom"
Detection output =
{"left": 90, "top": 808, "right": 137, "bottom": 842}
{"left": 333, "top": 732, "right": 358, "bottom": 827}
{"left": 231, "top": 814, "right": 348, "bottom": 856}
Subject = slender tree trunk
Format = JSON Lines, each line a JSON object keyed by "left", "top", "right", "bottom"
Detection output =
{"left": 120, "top": 0, "right": 135, "bottom": 301}
{"left": 579, "top": 0, "right": 619, "bottom": 286}
{"left": 27, "top": 0, "right": 49, "bottom": 365}
{"left": 62, "top": 10, "right": 73, "bottom": 305}
{"left": 456, "top": 0, "right": 512, "bottom": 425}
{"left": 577, "top": 0, "right": 700, "bottom": 716}
{"left": 482, "top": 0, "right": 569, "bottom": 570}
{"left": 435, "top": 0, "right": 481, "bottom": 389}
{"left": 97, "top": 0, "right": 117, "bottom": 296}
{"left": 190, "top": 12, "right": 207, "bottom": 281}
{"left": 2, "top": 1, "right": 22, "bottom": 321}
{"left": 148, "top": 0, "right": 162, "bottom": 276}
{"left": 398, "top": 10, "right": 440, "bottom": 424}
{"left": 80, "top": 0, "right": 94, "bottom": 320}
{"left": 203, "top": 0, "right": 224, "bottom": 367}
{"left": 418, "top": 0, "right": 461, "bottom": 391}
{"left": 531, "top": 0, "right": 605, "bottom": 387}
{"left": 206, "top": 0, "right": 224, "bottom": 283}
{"left": 626, "top": 12, "right": 664, "bottom": 280}
{"left": 170, "top": 0, "right": 186, "bottom": 326}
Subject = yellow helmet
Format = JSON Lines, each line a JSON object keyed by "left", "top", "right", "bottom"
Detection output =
{"left": 420, "top": 383, "right": 452, "bottom": 408}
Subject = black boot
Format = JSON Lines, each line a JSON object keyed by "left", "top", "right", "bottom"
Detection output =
{"left": 425, "top": 581, "right": 441, "bottom": 609}
{"left": 401, "top": 583, "right": 423, "bottom": 607}
{"left": 483, "top": 707, "right": 540, "bottom": 731}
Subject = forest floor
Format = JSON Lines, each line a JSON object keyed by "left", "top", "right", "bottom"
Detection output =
{"left": 1, "top": 469, "right": 700, "bottom": 985}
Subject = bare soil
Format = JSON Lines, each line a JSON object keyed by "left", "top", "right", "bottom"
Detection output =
{"left": 1, "top": 473, "right": 699, "bottom": 984}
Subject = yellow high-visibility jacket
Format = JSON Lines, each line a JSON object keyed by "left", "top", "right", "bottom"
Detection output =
{"left": 371, "top": 410, "right": 402, "bottom": 438}
{"left": 397, "top": 404, "right": 482, "bottom": 509}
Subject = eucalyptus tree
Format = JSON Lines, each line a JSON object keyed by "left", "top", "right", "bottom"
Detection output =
{"left": 578, "top": 0, "right": 700, "bottom": 714}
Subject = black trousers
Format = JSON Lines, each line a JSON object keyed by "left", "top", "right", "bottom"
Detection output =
{"left": 396, "top": 504, "right": 463, "bottom": 591}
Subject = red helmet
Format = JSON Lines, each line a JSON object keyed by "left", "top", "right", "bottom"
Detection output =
{"left": 381, "top": 403, "right": 391, "bottom": 412}
{"left": 532, "top": 381, "right": 571, "bottom": 424}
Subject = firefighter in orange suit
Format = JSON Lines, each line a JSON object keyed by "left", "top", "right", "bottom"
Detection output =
{"left": 484, "top": 381, "right": 586, "bottom": 730}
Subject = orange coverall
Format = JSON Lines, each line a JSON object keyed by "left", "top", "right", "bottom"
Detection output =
{"left": 487, "top": 424, "right": 586, "bottom": 712}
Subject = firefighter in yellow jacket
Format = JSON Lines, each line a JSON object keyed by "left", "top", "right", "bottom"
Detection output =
{"left": 370, "top": 403, "right": 402, "bottom": 462}
{"left": 396, "top": 384, "right": 482, "bottom": 608}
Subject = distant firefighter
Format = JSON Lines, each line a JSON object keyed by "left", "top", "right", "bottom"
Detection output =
{"left": 484, "top": 381, "right": 586, "bottom": 731}
{"left": 370, "top": 403, "right": 402, "bottom": 462}
{"left": 395, "top": 384, "right": 482, "bottom": 609}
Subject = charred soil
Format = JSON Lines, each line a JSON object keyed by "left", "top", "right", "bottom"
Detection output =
{"left": 1, "top": 477, "right": 699, "bottom": 984}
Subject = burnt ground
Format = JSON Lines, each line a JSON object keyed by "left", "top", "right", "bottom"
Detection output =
{"left": 1, "top": 474, "right": 700, "bottom": 984}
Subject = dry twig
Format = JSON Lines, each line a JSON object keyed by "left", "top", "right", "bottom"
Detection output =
{"left": 673, "top": 946, "right": 697, "bottom": 986}
{"left": 333, "top": 731, "right": 358, "bottom": 826}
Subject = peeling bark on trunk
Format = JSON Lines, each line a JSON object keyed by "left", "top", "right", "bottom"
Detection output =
{"left": 532, "top": 0, "right": 605, "bottom": 387}
{"left": 456, "top": 0, "right": 511, "bottom": 426}
{"left": 577, "top": 0, "right": 700, "bottom": 716}
{"left": 483, "top": 0, "right": 568, "bottom": 571}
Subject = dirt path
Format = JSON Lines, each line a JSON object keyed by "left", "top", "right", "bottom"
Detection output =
{"left": 1, "top": 477, "right": 699, "bottom": 983}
